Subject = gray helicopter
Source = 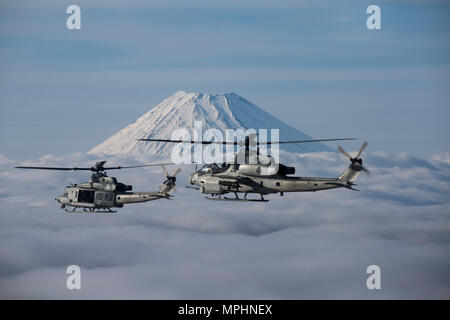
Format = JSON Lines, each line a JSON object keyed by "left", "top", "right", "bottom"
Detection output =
{"left": 15, "top": 161, "right": 180, "bottom": 213}
{"left": 138, "top": 136, "right": 368, "bottom": 202}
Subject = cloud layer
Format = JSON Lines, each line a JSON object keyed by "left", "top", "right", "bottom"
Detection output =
{"left": 0, "top": 150, "right": 449, "bottom": 299}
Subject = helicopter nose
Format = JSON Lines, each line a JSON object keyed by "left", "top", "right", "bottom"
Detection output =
{"left": 189, "top": 173, "right": 198, "bottom": 185}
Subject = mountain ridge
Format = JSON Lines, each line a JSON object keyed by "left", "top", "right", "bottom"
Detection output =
{"left": 88, "top": 90, "right": 331, "bottom": 157}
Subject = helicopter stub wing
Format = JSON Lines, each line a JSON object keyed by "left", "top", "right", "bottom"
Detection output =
{"left": 215, "top": 175, "right": 252, "bottom": 184}
{"left": 212, "top": 176, "right": 262, "bottom": 192}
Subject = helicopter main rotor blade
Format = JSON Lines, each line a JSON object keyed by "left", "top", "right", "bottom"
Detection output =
{"left": 138, "top": 138, "right": 236, "bottom": 145}
{"left": 103, "top": 162, "right": 174, "bottom": 170}
{"left": 15, "top": 162, "right": 173, "bottom": 172}
{"left": 268, "top": 138, "right": 357, "bottom": 145}
{"left": 138, "top": 137, "right": 356, "bottom": 145}
{"left": 15, "top": 166, "right": 92, "bottom": 171}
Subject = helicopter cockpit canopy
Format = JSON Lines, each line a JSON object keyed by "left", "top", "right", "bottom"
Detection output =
{"left": 198, "top": 163, "right": 230, "bottom": 175}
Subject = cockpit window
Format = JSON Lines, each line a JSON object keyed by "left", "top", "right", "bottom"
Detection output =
{"left": 198, "top": 164, "right": 230, "bottom": 174}
{"left": 199, "top": 165, "right": 211, "bottom": 174}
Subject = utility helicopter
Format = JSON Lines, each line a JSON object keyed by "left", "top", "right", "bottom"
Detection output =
{"left": 15, "top": 161, "right": 180, "bottom": 213}
{"left": 139, "top": 135, "right": 369, "bottom": 202}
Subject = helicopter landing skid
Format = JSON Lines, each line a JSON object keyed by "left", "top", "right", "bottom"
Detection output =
{"left": 206, "top": 197, "right": 269, "bottom": 202}
{"left": 64, "top": 207, "right": 117, "bottom": 214}
{"left": 206, "top": 193, "right": 269, "bottom": 202}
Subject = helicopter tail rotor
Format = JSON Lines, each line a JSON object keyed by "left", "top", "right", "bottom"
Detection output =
{"left": 159, "top": 165, "right": 181, "bottom": 195}
{"left": 338, "top": 142, "right": 369, "bottom": 183}
{"left": 338, "top": 142, "right": 369, "bottom": 175}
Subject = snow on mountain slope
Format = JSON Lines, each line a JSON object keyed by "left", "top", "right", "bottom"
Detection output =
{"left": 88, "top": 90, "right": 331, "bottom": 157}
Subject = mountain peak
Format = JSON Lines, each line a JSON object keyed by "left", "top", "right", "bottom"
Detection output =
{"left": 89, "top": 90, "right": 330, "bottom": 157}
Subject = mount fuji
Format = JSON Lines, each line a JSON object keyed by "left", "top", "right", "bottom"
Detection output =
{"left": 88, "top": 90, "right": 331, "bottom": 157}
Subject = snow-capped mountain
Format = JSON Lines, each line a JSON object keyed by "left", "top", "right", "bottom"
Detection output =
{"left": 88, "top": 90, "right": 331, "bottom": 157}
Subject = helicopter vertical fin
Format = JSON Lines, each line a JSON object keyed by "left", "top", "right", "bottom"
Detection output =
{"left": 339, "top": 167, "right": 360, "bottom": 183}
{"left": 159, "top": 166, "right": 181, "bottom": 195}
{"left": 159, "top": 182, "right": 174, "bottom": 195}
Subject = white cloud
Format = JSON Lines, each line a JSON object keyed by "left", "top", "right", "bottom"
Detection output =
{"left": 0, "top": 150, "right": 449, "bottom": 298}
{"left": 433, "top": 152, "right": 450, "bottom": 164}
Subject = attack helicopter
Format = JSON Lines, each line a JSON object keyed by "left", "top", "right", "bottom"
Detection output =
{"left": 138, "top": 135, "right": 369, "bottom": 202}
{"left": 15, "top": 161, "right": 180, "bottom": 213}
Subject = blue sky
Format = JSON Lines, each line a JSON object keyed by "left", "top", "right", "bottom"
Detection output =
{"left": 0, "top": 0, "right": 449, "bottom": 158}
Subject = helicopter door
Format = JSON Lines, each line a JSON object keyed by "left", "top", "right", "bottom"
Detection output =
{"left": 78, "top": 189, "right": 95, "bottom": 204}
{"left": 94, "top": 191, "right": 114, "bottom": 207}
{"left": 95, "top": 192, "right": 104, "bottom": 206}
